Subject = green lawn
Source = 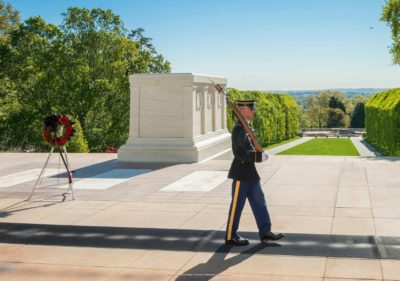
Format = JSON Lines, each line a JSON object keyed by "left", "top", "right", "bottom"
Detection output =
{"left": 277, "top": 138, "right": 360, "bottom": 156}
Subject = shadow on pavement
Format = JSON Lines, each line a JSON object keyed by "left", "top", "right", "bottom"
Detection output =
{"left": 50, "top": 159, "right": 175, "bottom": 179}
{"left": 175, "top": 243, "right": 277, "bottom": 281}
{"left": 0, "top": 223, "right": 399, "bottom": 259}
{"left": 0, "top": 197, "right": 67, "bottom": 218}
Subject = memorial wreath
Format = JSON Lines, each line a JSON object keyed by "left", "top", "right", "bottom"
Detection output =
{"left": 42, "top": 114, "right": 76, "bottom": 147}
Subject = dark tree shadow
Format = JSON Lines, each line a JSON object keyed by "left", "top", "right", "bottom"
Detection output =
{"left": 175, "top": 243, "right": 281, "bottom": 281}
{"left": 0, "top": 223, "right": 398, "bottom": 259}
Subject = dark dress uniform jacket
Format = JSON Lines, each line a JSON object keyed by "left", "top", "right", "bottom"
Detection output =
{"left": 228, "top": 122, "right": 263, "bottom": 181}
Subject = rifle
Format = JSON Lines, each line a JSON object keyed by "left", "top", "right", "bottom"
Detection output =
{"left": 211, "top": 81, "right": 264, "bottom": 153}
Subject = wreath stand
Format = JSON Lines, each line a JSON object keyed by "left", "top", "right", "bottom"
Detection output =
{"left": 27, "top": 145, "right": 75, "bottom": 201}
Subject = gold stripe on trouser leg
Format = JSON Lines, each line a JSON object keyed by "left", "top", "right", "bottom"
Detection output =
{"left": 227, "top": 180, "right": 241, "bottom": 240}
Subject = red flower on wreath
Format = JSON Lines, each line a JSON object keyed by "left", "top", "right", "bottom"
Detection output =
{"left": 58, "top": 116, "right": 71, "bottom": 125}
{"left": 43, "top": 114, "right": 76, "bottom": 147}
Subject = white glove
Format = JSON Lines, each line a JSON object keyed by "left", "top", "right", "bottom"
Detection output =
{"left": 261, "top": 152, "right": 268, "bottom": 162}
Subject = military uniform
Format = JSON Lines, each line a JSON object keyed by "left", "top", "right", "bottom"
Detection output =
{"left": 225, "top": 100, "right": 284, "bottom": 246}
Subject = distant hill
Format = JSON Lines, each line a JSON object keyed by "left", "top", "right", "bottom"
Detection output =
{"left": 269, "top": 88, "right": 388, "bottom": 97}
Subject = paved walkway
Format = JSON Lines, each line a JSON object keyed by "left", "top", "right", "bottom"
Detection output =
{"left": 1, "top": 153, "right": 400, "bottom": 280}
{"left": 351, "top": 137, "right": 381, "bottom": 157}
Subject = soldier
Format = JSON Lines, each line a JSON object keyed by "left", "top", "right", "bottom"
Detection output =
{"left": 225, "top": 99, "right": 285, "bottom": 246}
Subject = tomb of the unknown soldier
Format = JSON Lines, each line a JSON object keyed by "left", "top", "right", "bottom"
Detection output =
{"left": 118, "top": 73, "right": 232, "bottom": 163}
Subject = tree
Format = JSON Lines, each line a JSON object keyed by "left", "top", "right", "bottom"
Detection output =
{"left": 58, "top": 7, "right": 139, "bottom": 151}
{"left": 128, "top": 28, "right": 170, "bottom": 73}
{"left": 381, "top": 0, "right": 400, "bottom": 64}
{"left": 60, "top": 8, "right": 171, "bottom": 151}
{"left": 298, "top": 91, "right": 365, "bottom": 129}
{"left": 327, "top": 108, "right": 349, "bottom": 128}
{"left": 0, "top": 6, "right": 171, "bottom": 152}
{"left": 350, "top": 102, "right": 365, "bottom": 128}
{"left": 305, "top": 92, "right": 331, "bottom": 128}
{"left": 0, "top": 1, "right": 20, "bottom": 118}
{"left": 298, "top": 108, "right": 311, "bottom": 128}
{"left": 0, "top": 16, "right": 62, "bottom": 151}
{"left": 67, "top": 118, "right": 89, "bottom": 152}
{"left": 347, "top": 95, "right": 368, "bottom": 116}
{"left": 329, "top": 95, "right": 346, "bottom": 113}
{"left": 0, "top": 0, "right": 19, "bottom": 45}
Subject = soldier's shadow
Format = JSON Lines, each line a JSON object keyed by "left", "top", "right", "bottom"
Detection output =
{"left": 175, "top": 242, "right": 281, "bottom": 281}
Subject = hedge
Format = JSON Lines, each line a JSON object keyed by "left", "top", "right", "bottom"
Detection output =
{"left": 226, "top": 89, "right": 299, "bottom": 146}
{"left": 66, "top": 118, "right": 90, "bottom": 153}
{"left": 365, "top": 88, "right": 400, "bottom": 156}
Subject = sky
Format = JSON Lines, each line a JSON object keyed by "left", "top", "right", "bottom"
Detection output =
{"left": 7, "top": 0, "right": 400, "bottom": 90}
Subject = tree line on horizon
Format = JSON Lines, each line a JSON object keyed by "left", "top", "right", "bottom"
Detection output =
{"left": 296, "top": 91, "right": 367, "bottom": 129}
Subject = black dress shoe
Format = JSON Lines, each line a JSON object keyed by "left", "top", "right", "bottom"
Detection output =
{"left": 261, "top": 232, "right": 285, "bottom": 243}
{"left": 225, "top": 237, "right": 249, "bottom": 246}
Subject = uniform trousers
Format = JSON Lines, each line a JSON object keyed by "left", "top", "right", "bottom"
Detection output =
{"left": 225, "top": 179, "right": 271, "bottom": 240}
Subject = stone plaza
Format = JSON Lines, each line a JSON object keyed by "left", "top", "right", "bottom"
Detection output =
{"left": 1, "top": 150, "right": 400, "bottom": 280}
